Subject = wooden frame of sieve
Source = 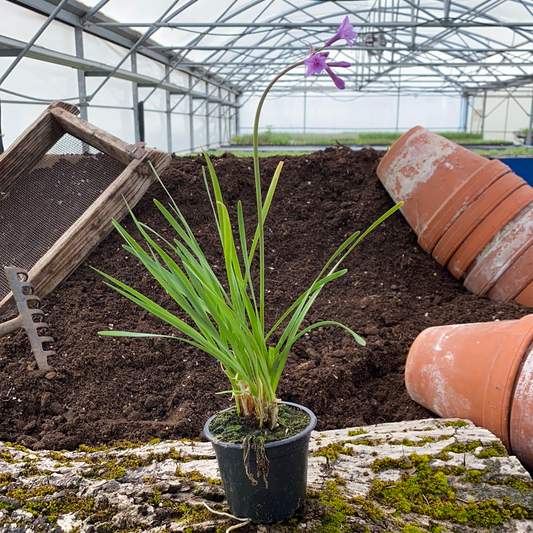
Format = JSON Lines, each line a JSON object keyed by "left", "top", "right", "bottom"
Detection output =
{"left": 0, "top": 101, "right": 171, "bottom": 315}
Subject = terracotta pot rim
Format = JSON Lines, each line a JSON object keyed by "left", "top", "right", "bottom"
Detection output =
{"left": 483, "top": 314, "right": 533, "bottom": 449}
{"left": 464, "top": 201, "right": 533, "bottom": 296}
{"left": 432, "top": 173, "right": 526, "bottom": 268}
{"left": 417, "top": 160, "right": 510, "bottom": 253}
{"left": 448, "top": 184, "right": 533, "bottom": 279}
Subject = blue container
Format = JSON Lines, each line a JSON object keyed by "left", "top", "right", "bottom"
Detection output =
{"left": 497, "top": 157, "right": 533, "bottom": 187}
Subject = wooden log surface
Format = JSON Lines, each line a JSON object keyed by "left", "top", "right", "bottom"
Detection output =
{"left": 0, "top": 101, "right": 79, "bottom": 193}
{"left": 1, "top": 418, "right": 532, "bottom": 532}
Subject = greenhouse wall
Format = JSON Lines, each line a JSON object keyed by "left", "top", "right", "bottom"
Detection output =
{"left": 0, "top": 0, "right": 239, "bottom": 154}
{"left": 239, "top": 93, "right": 464, "bottom": 135}
{"left": 471, "top": 91, "right": 533, "bottom": 143}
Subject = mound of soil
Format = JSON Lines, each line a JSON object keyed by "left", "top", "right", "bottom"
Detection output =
{"left": 0, "top": 147, "right": 529, "bottom": 451}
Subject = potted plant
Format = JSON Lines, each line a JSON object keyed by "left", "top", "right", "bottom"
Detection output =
{"left": 96, "top": 17, "right": 401, "bottom": 524}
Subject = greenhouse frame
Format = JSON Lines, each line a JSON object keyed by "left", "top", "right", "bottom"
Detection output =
{"left": 2, "top": 0, "right": 533, "bottom": 151}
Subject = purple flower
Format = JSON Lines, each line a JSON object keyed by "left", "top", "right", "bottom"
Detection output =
{"left": 324, "top": 16, "right": 358, "bottom": 48}
{"left": 325, "top": 67, "right": 345, "bottom": 89}
{"left": 303, "top": 52, "right": 329, "bottom": 76}
{"left": 303, "top": 52, "right": 351, "bottom": 90}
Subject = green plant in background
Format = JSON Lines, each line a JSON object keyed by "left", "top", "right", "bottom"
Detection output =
{"left": 97, "top": 17, "right": 402, "bottom": 431}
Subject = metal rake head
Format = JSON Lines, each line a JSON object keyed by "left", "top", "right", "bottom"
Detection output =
{"left": 0, "top": 267, "right": 55, "bottom": 372}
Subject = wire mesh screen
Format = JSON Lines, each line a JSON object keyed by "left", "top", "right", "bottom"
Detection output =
{"left": 0, "top": 133, "right": 127, "bottom": 302}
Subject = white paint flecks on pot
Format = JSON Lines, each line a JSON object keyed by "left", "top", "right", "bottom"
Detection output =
{"left": 487, "top": 243, "right": 533, "bottom": 303}
{"left": 405, "top": 316, "right": 533, "bottom": 453}
{"left": 510, "top": 344, "right": 533, "bottom": 470}
{"left": 465, "top": 202, "right": 533, "bottom": 295}
{"left": 376, "top": 126, "right": 510, "bottom": 249}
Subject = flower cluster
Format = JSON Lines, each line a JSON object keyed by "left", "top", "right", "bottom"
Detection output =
{"left": 303, "top": 16, "right": 357, "bottom": 90}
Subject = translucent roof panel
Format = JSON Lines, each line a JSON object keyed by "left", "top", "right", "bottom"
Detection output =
{"left": 14, "top": 0, "right": 533, "bottom": 95}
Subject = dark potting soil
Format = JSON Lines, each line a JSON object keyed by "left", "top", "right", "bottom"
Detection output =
{"left": 0, "top": 147, "right": 530, "bottom": 451}
{"left": 207, "top": 404, "right": 312, "bottom": 444}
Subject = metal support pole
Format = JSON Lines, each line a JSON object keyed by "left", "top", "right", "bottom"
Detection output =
{"left": 131, "top": 53, "right": 141, "bottom": 143}
{"left": 74, "top": 27, "right": 88, "bottom": 121}
{"left": 189, "top": 75, "right": 194, "bottom": 153}
{"left": 460, "top": 92, "right": 468, "bottom": 132}
{"left": 395, "top": 89, "right": 401, "bottom": 132}
{"left": 206, "top": 99, "right": 210, "bottom": 149}
{"left": 527, "top": 88, "right": 533, "bottom": 146}
{"left": 0, "top": 98, "right": 4, "bottom": 154}
{"left": 218, "top": 87, "right": 222, "bottom": 148}
{"left": 165, "top": 66, "right": 172, "bottom": 153}
{"left": 236, "top": 96, "right": 241, "bottom": 137}
{"left": 303, "top": 88, "right": 307, "bottom": 134}
{"left": 0, "top": 0, "right": 70, "bottom": 86}
{"left": 138, "top": 101, "right": 145, "bottom": 143}
{"left": 481, "top": 92, "right": 487, "bottom": 138}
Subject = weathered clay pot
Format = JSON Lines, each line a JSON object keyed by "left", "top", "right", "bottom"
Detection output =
{"left": 405, "top": 315, "right": 533, "bottom": 460}
{"left": 510, "top": 344, "right": 533, "bottom": 468}
{"left": 418, "top": 159, "right": 510, "bottom": 252}
{"left": 376, "top": 126, "right": 509, "bottom": 250}
{"left": 516, "top": 280, "right": 533, "bottom": 307}
{"left": 487, "top": 243, "right": 533, "bottom": 303}
{"left": 447, "top": 184, "right": 533, "bottom": 279}
{"left": 464, "top": 203, "right": 533, "bottom": 296}
{"left": 431, "top": 173, "right": 526, "bottom": 267}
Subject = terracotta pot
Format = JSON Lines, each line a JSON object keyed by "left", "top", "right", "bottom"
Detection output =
{"left": 487, "top": 243, "right": 533, "bottom": 303}
{"left": 510, "top": 344, "right": 533, "bottom": 468}
{"left": 376, "top": 126, "right": 502, "bottom": 245}
{"left": 446, "top": 183, "right": 533, "bottom": 279}
{"left": 418, "top": 159, "right": 510, "bottom": 252}
{"left": 464, "top": 203, "right": 533, "bottom": 296}
{"left": 405, "top": 315, "right": 533, "bottom": 460}
{"left": 515, "top": 280, "right": 533, "bottom": 307}
{"left": 431, "top": 173, "right": 525, "bottom": 267}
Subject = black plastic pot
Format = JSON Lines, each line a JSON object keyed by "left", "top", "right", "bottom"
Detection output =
{"left": 203, "top": 402, "right": 317, "bottom": 523}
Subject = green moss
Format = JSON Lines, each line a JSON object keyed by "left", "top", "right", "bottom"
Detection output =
{"left": 371, "top": 457, "right": 412, "bottom": 473}
{"left": 350, "top": 437, "right": 382, "bottom": 446}
{"left": 368, "top": 453, "right": 533, "bottom": 527}
{"left": 313, "top": 442, "right": 355, "bottom": 461}
{"left": 3, "top": 484, "right": 117, "bottom": 523}
{"left": 432, "top": 451, "right": 452, "bottom": 462}
{"left": 444, "top": 420, "right": 468, "bottom": 428}
{"left": 476, "top": 442, "right": 507, "bottom": 459}
{"left": 111, "top": 440, "right": 145, "bottom": 450}
{"left": 399, "top": 525, "right": 425, "bottom": 533}
{"left": 309, "top": 480, "right": 355, "bottom": 533}
{"left": 352, "top": 496, "right": 385, "bottom": 521}
{"left": 487, "top": 476, "right": 533, "bottom": 492}
{"left": 0, "top": 451, "right": 15, "bottom": 463}
{"left": 78, "top": 444, "right": 109, "bottom": 453}
{"left": 347, "top": 429, "right": 368, "bottom": 437}
{"left": 390, "top": 436, "right": 438, "bottom": 447}
{"left": 3, "top": 443, "right": 29, "bottom": 453}
{"left": 465, "top": 469, "right": 486, "bottom": 484}
{"left": 441, "top": 440, "right": 507, "bottom": 458}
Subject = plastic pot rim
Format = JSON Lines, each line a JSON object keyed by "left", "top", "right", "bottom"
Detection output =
{"left": 203, "top": 401, "right": 317, "bottom": 451}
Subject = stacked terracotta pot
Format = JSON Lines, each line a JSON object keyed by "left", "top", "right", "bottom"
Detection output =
{"left": 405, "top": 316, "right": 533, "bottom": 471}
{"left": 377, "top": 126, "right": 533, "bottom": 306}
